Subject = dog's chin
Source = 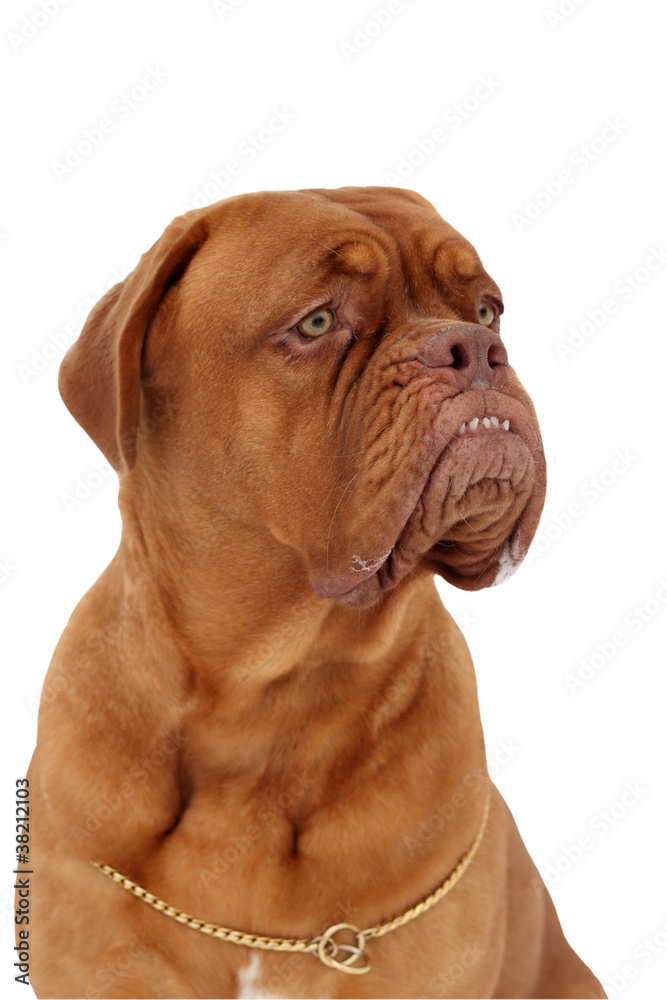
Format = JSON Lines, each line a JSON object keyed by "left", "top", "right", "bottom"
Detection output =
{"left": 313, "top": 430, "right": 541, "bottom": 608}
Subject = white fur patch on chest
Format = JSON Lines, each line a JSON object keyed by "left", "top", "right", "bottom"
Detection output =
{"left": 236, "top": 954, "right": 270, "bottom": 999}
{"left": 235, "top": 952, "right": 331, "bottom": 999}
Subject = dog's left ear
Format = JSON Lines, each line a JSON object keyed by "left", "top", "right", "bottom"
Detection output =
{"left": 59, "top": 209, "right": 209, "bottom": 473}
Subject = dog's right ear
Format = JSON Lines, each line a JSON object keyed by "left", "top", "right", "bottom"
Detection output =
{"left": 59, "top": 210, "right": 209, "bottom": 473}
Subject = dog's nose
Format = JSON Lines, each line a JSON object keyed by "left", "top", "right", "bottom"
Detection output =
{"left": 416, "top": 323, "right": 508, "bottom": 390}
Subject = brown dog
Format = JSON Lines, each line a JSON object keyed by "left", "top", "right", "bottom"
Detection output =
{"left": 25, "top": 187, "right": 605, "bottom": 998}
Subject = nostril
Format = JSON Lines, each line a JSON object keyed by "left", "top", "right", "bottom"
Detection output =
{"left": 450, "top": 344, "right": 464, "bottom": 370}
{"left": 488, "top": 343, "right": 508, "bottom": 369}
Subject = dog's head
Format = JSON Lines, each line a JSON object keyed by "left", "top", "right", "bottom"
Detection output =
{"left": 60, "top": 187, "right": 545, "bottom": 607}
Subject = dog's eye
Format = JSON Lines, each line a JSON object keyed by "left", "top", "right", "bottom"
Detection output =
{"left": 478, "top": 301, "right": 495, "bottom": 327}
{"left": 296, "top": 308, "right": 336, "bottom": 339}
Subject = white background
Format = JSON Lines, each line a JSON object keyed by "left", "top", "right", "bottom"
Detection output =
{"left": 2, "top": 1, "right": 666, "bottom": 997}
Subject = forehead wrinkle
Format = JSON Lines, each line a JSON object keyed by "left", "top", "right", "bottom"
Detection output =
{"left": 319, "top": 228, "right": 396, "bottom": 281}
{"left": 431, "top": 237, "right": 484, "bottom": 283}
{"left": 385, "top": 227, "right": 445, "bottom": 317}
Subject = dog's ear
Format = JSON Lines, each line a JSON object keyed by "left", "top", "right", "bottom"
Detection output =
{"left": 59, "top": 210, "right": 209, "bottom": 472}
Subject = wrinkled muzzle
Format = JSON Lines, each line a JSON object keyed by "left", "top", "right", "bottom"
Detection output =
{"left": 309, "top": 323, "right": 546, "bottom": 606}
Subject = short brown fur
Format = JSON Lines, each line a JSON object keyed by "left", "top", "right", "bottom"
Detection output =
{"left": 25, "top": 187, "right": 604, "bottom": 999}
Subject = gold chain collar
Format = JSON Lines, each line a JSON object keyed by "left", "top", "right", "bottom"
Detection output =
{"left": 91, "top": 789, "right": 490, "bottom": 976}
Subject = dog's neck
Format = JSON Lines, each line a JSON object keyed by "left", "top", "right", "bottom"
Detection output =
{"left": 90, "top": 478, "right": 490, "bottom": 921}
{"left": 116, "top": 472, "right": 485, "bottom": 762}
{"left": 119, "top": 472, "right": 434, "bottom": 680}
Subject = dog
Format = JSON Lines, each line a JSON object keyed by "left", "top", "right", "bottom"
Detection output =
{"left": 25, "top": 186, "right": 605, "bottom": 998}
